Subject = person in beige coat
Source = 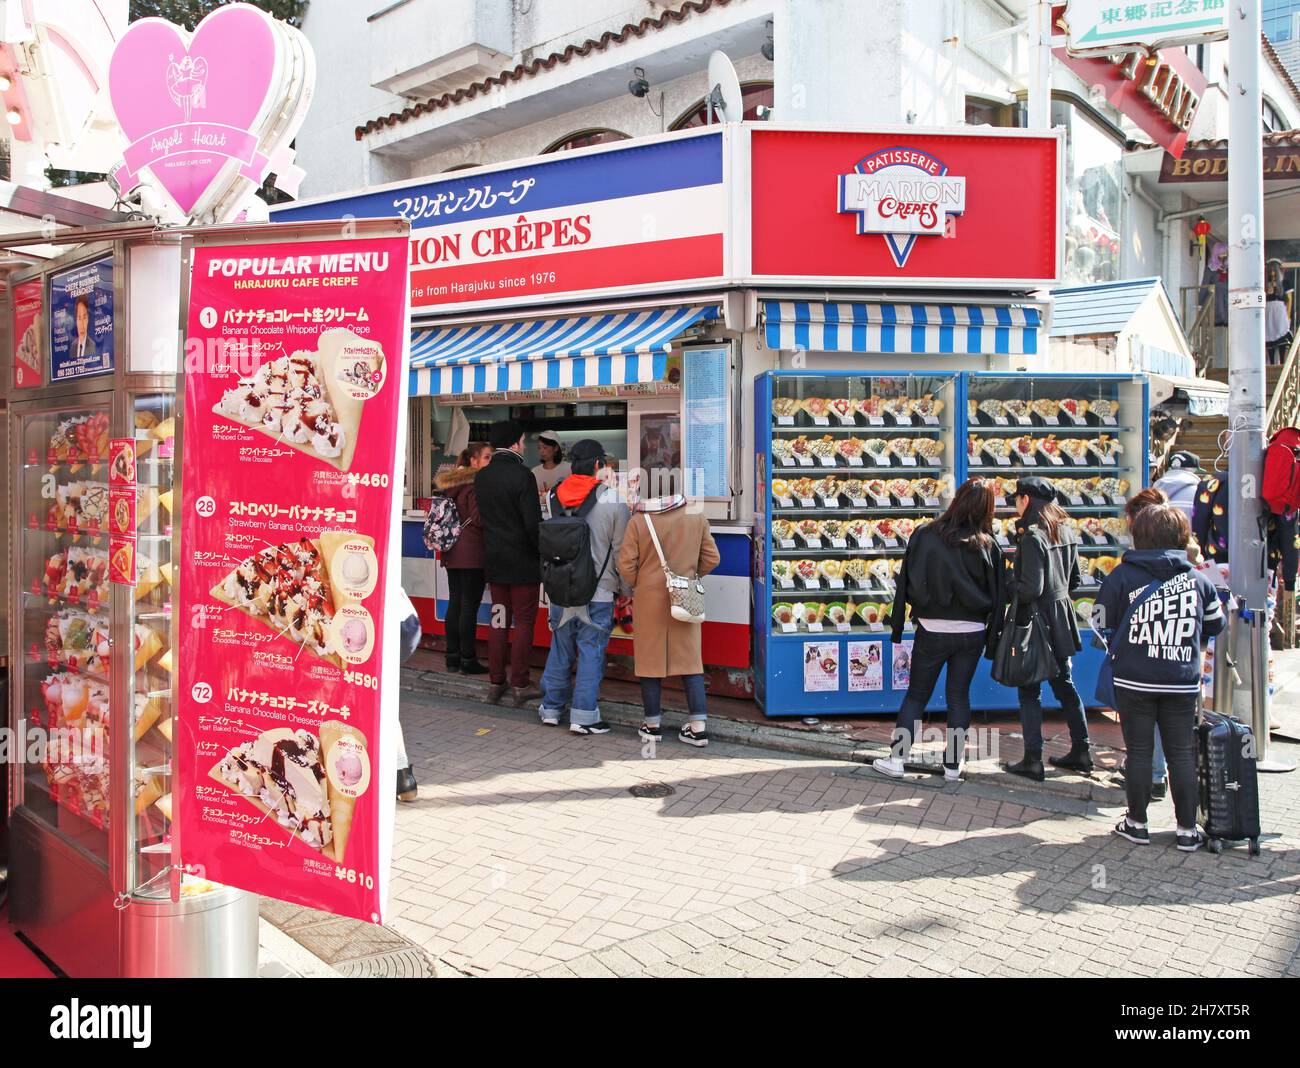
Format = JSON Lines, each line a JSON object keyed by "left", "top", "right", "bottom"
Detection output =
{"left": 617, "top": 494, "right": 720, "bottom": 747}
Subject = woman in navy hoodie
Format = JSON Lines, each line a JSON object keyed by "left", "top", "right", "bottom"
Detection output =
{"left": 1095, "top": 504, "right": 1224, "bottom": 851}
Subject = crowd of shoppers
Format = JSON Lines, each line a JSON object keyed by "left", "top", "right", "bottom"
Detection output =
{"left": 410, "top": 431, "right": 1227, "bottom": 850}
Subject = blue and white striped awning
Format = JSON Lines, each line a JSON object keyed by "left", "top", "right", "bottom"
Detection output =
{"left": 409, "top": 305, "right": 717, "bottom": 397}
{"left": 763, "top": 301, "right": 1042, "bottom": 356}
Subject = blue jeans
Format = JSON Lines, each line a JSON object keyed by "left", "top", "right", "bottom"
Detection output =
{"left": 892, "top": 625, "right": 985, "bottom": 767}
{"left": 539, "top": 601, "right": 615, "bottom": 727}
{"left": 1017, "top": 655, "right": 1088, "bottom": 756}
{"left": 641, "top": 675, "right": 708, "bottom": 726}
{"left": 1152, "top": 724, "right": 1167, "bottom": 783}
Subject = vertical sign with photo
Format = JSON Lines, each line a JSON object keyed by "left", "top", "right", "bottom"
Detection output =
{"left": 176, "top": 232, "right": 409, "bottom": 923}
{"left": 892, "top": 640, "right": 914, "bottom": 690}
{"left": 49, "top": 256, "right": 115, "bottom": 381}
{"left": 12, "top": 277, "right": 43, "bottom": 389}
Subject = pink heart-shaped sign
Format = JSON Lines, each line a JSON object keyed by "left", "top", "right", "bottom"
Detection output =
{"left": 109, "top": 5, "right": 278, "bottom": 216}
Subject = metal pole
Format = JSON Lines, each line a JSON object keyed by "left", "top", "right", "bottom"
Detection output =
{"left": 1227, "top": 0, "right": 1294, "bottom": 772}
{"left": 1028, "top": 0, "right": 1053, "bottom": 128}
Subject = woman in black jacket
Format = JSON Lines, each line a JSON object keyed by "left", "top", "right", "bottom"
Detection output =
{"left": 1004, "top": 476, "right": 1088, "bottom": 782}
{"left": 874, "top": 478, "right": 1006, "bottom": 782}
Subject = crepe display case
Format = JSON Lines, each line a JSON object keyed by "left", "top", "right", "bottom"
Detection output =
{"left": 755, "top": 371, "right": 959, "bottom": 715}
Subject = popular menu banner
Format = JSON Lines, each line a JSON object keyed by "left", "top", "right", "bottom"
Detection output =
{"left": 177, "top": 234, "right": 409, "bottom": 923}
{"left": 11, "top": 277, "right": 43, "bottom": 389}
{"left": 50, "top": 255, "right": 115, "bottom": 381}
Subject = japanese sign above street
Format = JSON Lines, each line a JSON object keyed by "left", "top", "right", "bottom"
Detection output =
{"left": 1063, "top": 0, "right": 1229, "bottom": 56}
{"left": 838, "top": 147, "right": 968, "bottom": 268}
{"left": 273, "top": 130, "right": 727, "bottom": 313}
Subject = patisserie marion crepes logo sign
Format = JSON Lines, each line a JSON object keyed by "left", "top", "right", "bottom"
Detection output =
{"left": 107, "top": 3, "right": 314, "bottom": 221}
{"left": 837, "top": 147, "right": 967, "bottom": 268}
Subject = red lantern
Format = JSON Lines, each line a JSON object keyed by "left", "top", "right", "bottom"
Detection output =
{"left": 1192, "top": 217, "right": 1211, "bottom": 256}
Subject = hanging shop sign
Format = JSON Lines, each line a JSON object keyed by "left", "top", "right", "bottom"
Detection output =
{"left": 751, "top": 128, "right": 1061, "bottom": 288}
{"left": 107, "top": 2, "right": 314, "bottom": 223}
{"left": 1062, "top": 0, "right": 1228, "bottom": 56}
{"left": 1159, "top": 144, "right": 1300, "bottom": 183}
{"left": 11, "top": 277, "right": 43, "bottom": 389}
{"left": 1052, "top": 19, "right": 1207, "bottom": 158}
{"left": 273, "top": 130, "right": 728, "bottom": 313}
{"left": 49, "top": 256, "right": 114, "bottom": 381}
{"left": 838, "top": 147, "right": 967, "bottom": 268}
{"left": 176, "top": 229, "right": 409, "bottom": 923}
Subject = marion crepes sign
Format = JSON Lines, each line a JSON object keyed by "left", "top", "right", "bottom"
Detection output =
{"left": 751, "top": 128, "right": 1061, "bottom": 287}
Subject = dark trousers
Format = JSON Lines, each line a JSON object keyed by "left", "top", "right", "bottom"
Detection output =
{"left": 444, "top": 568, "right": 486, "bottom": 663}
{"left": 1117, "top": 689, "right": 1199, "bottom": 828}
{"left": 641, "top": 674, "right": 708, "bottom": 723}
{"left": 488, "top": 582, "right": 540, "bottom": 687}
{"left": 892, "top": 625, "right": 985, "bottom": 767}
{"left": 1018, "top": 655, "right": 1088, "bottom": 756}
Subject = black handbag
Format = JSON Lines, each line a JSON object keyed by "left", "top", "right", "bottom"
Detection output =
{"left": 991, "top": 594, "right": 1059, "bottom": 688}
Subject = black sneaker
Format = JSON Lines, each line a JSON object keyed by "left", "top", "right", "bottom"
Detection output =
{"left": 638, "top": 724, "right": 662, "bottom": 742}
{"left": 1150, "top": 780, "right": 1168, "bottom": 800}
{"left": 1176, "top": 827, "right": 1207, "bottom": 852}
{"left": 570, "top": 721, "right": 611, "bottom": 735}
{"left": 678, "top": 724, "right": 709, "bottom": 748}
{"left": 396, "top": 766, "right": 418, "bottom": 803}
{"left": 460, "top": 659, "right": 488, "bottom": 675}
{"left": 1113, "top": 817, "right": 1150, "bottom": 845}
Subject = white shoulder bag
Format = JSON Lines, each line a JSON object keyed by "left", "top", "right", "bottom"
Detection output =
{"left": 643, "top": 512, "right": 707, "bottom": 624}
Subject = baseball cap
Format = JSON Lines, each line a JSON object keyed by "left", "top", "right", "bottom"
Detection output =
{"left": 1166, "top": 450, "right": 1200, "bottom": 471}
{"left": 535, "top": 429, "right": 563, "bottom": 446}
{"left": 1015, "top": 476, "right": 1057, "bottom": 502}
{"left": 568, "top": 439, "right": 607, "bottom": 467}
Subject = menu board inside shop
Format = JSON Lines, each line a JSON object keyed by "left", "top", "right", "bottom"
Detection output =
{"left": 682, "top": 345, "right": 730, "bottom": 498}
{"left": 50, "top": 255, "right": 115, "bottom": 381}
{"left": 177, "top": 235, "right": 408, "bottom": 923}
{"left": 12, "top": 277, "right": 43, "bottom": 389}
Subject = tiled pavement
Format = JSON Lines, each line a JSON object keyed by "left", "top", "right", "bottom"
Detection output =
{"left": 386, "top": 687, "right": 1300, "bottom": 978}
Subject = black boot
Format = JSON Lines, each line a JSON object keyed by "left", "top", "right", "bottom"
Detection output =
{"left": 1005, "top": 754, "right": 1045, "bottom": 782}
{"left": 460, "top": 659, "right": 488, "bottom": 675}
{"left": 1049, "top": 744, "right": 1094, "bottom": 772}
{"left": 446, "top": 654, "right": 461, "bottom": 673}
{"left": 397, "top": 766, "right": 418, "bottom": 802}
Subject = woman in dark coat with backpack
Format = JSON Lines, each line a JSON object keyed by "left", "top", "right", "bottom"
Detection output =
{"left": 1004, "top": 476, "right": 1089, "bottom": 782}
{"left": 435, "top": 442, "right": 490, "bottom": 674}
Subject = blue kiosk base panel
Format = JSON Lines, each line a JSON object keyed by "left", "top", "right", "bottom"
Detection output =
{"left": 755, "top": 634, "right": 1106, "bottom": 717}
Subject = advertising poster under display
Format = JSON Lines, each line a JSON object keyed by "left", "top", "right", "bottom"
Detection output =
{"left": 176, "top": 233, "right": 409, "bottom": 923}
{"left": 12, "top": 277, "right": 43, "bottom": 389}
{"left": 50, "top": 255, "right": 115, "bottom": 381}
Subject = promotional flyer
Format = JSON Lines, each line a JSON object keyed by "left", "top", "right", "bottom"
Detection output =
{"left": 49, "top": 256, "right": 115, "bottom": 381}
{"left": 177, "top": 234, "right": 408, "bottom": 923}
{"left": 12, "top": 277, "right": 43, "bottom": 389}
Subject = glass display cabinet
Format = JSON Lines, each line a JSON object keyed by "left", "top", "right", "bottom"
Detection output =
{"left": 754, "top": 371, "right": 1148, "bottom": 716}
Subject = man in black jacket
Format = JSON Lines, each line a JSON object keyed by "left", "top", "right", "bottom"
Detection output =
{"left": 475, "top": 420, "right": 544, "bottom": 705}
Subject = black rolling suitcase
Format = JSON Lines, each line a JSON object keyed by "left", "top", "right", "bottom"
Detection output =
{"left": 1196, "top": 709, "right": 1262, "bottom": 856}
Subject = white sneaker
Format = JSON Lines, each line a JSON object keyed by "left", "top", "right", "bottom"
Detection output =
{"left": 943, "top": 763, "right": 965, "bottom": 782}
{"left": 872, "top": 756, "right": 906, "bottom": 778}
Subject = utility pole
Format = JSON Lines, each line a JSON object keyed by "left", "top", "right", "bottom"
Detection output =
{"left": 1028, "top": 0, "right": 1054, "bottom": 129}
{"left": 1227, "top": 0, "right": 1293, "bottom": 772}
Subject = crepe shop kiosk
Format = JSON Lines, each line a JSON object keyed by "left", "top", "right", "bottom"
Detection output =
{"left": 274, "top": 123, "right": 1146, "bottom": 716}
{"left": 2, "top": 214, "right": 407, "bottom": 977}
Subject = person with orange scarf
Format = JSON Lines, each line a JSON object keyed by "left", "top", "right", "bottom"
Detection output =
{"left": 537, "top": 440, "right": 631, "bottom": 735}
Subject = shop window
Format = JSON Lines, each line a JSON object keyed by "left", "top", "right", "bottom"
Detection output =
{"left": 542, "top": 129, "right": 631, "bottom": 154}
{"left": 1263, "top": 97, "right": 1288, "bottom": 133}
{"left": 964, "top": 96, "right": 1014, "bottom": 127}
{"left": 669, "top": 81, "right": 774, "bottom": 130}
{"left": 1050, "top": 97, "right": 1124, "bottom": 285}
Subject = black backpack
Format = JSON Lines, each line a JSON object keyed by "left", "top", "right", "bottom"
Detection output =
{"left": 540, "top": 484, "right": 610, "bottom": 607}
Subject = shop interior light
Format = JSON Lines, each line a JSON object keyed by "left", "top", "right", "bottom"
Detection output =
{"left": 0, "top": 74, "right": 11, "bottom": 92}
{"left": 5, "top": 108, "right": 21, "bottom": 125}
